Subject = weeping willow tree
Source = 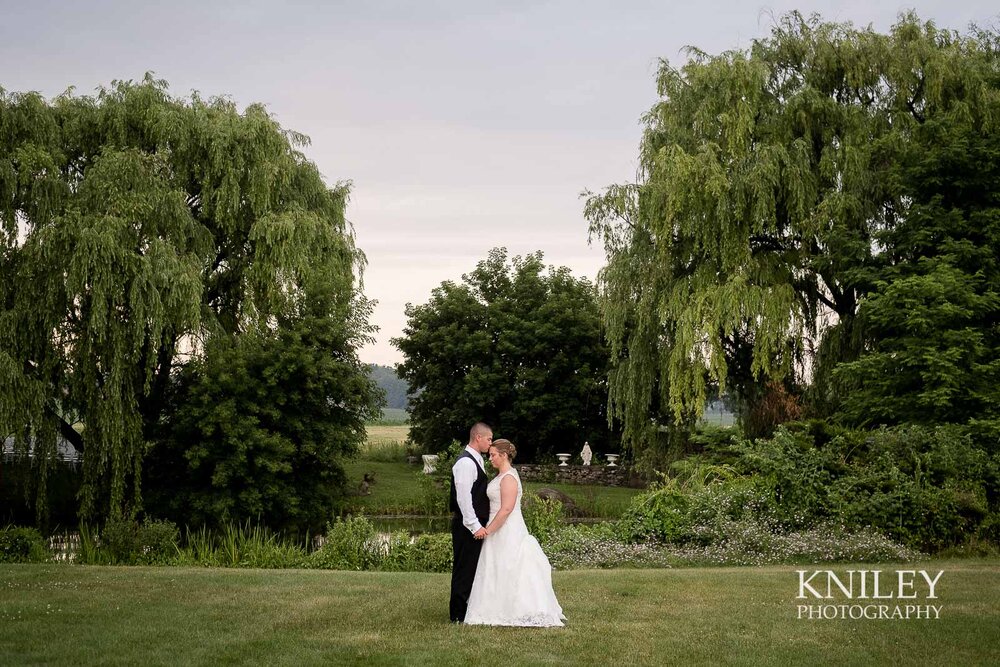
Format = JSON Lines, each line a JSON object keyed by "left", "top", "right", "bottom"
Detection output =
{"left": 0, "top": 75, "right": 366, "bottom": 522}
{"left": 585, "top": 12, "right": 1000, "bottom": 451}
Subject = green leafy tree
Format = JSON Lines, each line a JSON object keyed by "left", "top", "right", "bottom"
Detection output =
{"left": 394, "top": 248, "right": 615, "bottom": 461}
{"left": 584, "top": 13, "right": 1000, "bottom": 450}
{"left": 0, "top": 76, "right": 365, "bottom": 522}
{"left": 143, "top": 314, "right": 382, "bottom": 534}
{"left": 834, "top": 116, "right": 1000, "bottom": 427}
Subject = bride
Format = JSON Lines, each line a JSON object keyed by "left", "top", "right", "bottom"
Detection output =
{"left": 463, "top": 438, "right": 565, "bottom": 627}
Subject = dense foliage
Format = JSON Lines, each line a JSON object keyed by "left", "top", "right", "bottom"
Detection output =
{"left": 395, "top": 248, "right": 615, "bottom": 461}
{"left": 832, "top": 116, "right": 1000, "bottom": 427}
{"left": 143, "top": 315, "right": 382, "bottom": 534}
{"left": 0, "top": 75, "right": 370, "bottom": 524}
{"left": 585, "top": 12, "right": 1000, "bottom": 448}
{"left": 0, "top": 526, "right": 49, "bottom": 563}
{"left": 618, "top": 423, "right": 1000, "bottom": 552}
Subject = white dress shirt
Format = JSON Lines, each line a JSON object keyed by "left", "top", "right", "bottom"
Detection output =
{"left": 453, "top": 445, "right": 486, "bottom": 534}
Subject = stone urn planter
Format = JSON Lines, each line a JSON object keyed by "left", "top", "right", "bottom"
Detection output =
{"left": 556, "top": 453, "right": 571, "bottom": 467}
{"left": 605, "top": 454, "right": 620, "bottom": 467}
{"left": 422, "top": 454, "right": 439, "bottom": 474}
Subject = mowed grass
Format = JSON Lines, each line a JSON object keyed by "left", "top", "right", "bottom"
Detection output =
{"left": 521, "top": 480, "right": 640, "bottom": 517}
{"left": 342, "top": 459, "right": 429, "bottom": 514}
{"left": 2, "top": 562, "right": 997, "bottom": 666}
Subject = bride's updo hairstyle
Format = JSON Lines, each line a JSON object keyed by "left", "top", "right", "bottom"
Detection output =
{"left": 492, "top": 439, "right": 517, "bottom": 462}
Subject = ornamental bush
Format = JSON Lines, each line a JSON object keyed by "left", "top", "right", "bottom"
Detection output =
{"left": 309, "top": 517, "right": 385, "bottom": 570}
{"left": 620, "top": 422, "right": 999, "bottom": 552}
{"left": 738, "top": 423, "right": 999, "bottom": 551}
{"left": 381, "top": 532, "right": 452, "bottom": 573}
{"left": 0, "top": 526, "right": 49, "bottom": 563}
{"left": 545, "top": 523, "right": 673, "bottom": 570}
{"left": 522, "top": 493, "right": 565, "bottom": 544}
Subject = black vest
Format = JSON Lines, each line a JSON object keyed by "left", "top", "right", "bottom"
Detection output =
{"left": 449, "top": 450, "right": 490, "bottom": 526}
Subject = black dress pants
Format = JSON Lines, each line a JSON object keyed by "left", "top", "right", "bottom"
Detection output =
{"left": 450, "top": 517, "right": 483, "bottom": 622}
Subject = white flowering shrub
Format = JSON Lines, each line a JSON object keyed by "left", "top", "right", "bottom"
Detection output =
{"left": 545, "top": 524, "right": 674, "bottom": 570}
{"left": 543, "top": 520, "right": 921, "bottom": 569}
{"left": 663, "top": 521, "right": 924, "bottom": 567}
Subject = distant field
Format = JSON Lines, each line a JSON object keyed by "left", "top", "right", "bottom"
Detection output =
{"left": 700, "top": 409, "right": 736, "bottom": 427}
{"left": 374, "top": 408, "right": 409, "bottom": 424}
{"left": 364, "top": 424, "right": 410, "bottom": 446}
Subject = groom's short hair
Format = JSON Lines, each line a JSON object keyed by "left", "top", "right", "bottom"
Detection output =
{"left": 469, "top": 422, "right": 492, "bottom": 442}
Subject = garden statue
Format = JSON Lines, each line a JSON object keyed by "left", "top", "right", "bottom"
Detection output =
{"left": 359, "top": 472, "right": 376, "bottom": 495}
{"left": 580, "top": 442, "right": 593, "bottom": 466}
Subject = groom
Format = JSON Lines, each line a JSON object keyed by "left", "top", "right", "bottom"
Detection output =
{"left": 449, "top": 422, "right": 493, "bottom": 622}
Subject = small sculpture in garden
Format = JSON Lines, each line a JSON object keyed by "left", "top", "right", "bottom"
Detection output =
{"left": 580, "top": 441, "right": 593, "bottom": 466}
{"left": 359, "top": 471, "right": 376, "bottom": 495}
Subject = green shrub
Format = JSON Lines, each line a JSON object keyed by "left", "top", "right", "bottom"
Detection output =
{"left": 309, "top": 520, "right": 453, "bottom": 573}
{"left": 0, "top": 526, "right": 49, "bottom": 563}
{"left": 728, "top": 423, "right": 1000, "bottom": 551}
{"left": 309, "top": 517, "right": 385, "bottom": 570}
{"left": 382, "top": 532, "right": 453, "bottom": 572}
{"left": 88, "top": 517, "right": 182, "bottom": 565}
{"left": 687, "top": 424, "right": 742, "bottom": 463}
{"left": 175, "top": 526, "right": 219, "bottom": 566}
{"left": 612, "top": 421, "right": 1000, "bottom": 554}
{"left": 135, "top": 519, "right": 180, "bottom": 565}
{"left": 682, "top": 479, "right": 784, "bottom": 544}
{"left": 417, "top": 440, "right": 464, "bottom": 516}
{"left": 144, "top": 315, "right": 383, "bottom": 536}
{"left": 76, "top": 523, "right": 108, "bottom": 565}
{"left": 101, "top": 517, "right": 140, "bottom": 564}
{"left": 542, "top": 518, "right": 922, "bottom": 570}
{"left": 545, "top": 523, "right": 672, "bottom": 570}
{"left": 522, "top": 493, "right": 564, "bottom": 544}
{"left": 665, "top": 520, "right": 924, "bottom": 566}
{"left": 618, "top": 486, "right": 689, "bottom": 542}
{"left": 417, "top": 473, "right": 451, "bottom": 517}
{"left": 732, "top": 428, "right": 837, "bottom": 527}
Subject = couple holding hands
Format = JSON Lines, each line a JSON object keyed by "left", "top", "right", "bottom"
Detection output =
{"left": 448, "top": 422, "right": 565, "bottom": 627}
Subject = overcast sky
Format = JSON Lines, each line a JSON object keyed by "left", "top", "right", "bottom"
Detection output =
{"left": 2, "top": 0, "right": 996, "bottom": 364}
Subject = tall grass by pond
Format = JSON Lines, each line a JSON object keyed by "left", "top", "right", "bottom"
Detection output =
{"left": 4, "top": 513, "right": 930, "bottom": 572}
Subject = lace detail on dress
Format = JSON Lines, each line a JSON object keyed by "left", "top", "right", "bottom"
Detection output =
{"left": 464, "top": 612, "right": 566, "bottom": 628}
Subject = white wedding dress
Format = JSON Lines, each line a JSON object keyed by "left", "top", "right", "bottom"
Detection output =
{"left": 463, "top": 468, "right": 565, "bottom": 627}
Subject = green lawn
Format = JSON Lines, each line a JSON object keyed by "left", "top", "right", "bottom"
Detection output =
{"left": 343, "top": 458, "right": 641, "bottom": 517}
{"left": 2, "top": 562, "right": 997, "bottom": 665}
{"left": 343, "top": 459, "right": 430, "bottom": 515}
{"left": 521, "top": 480, "right": 639, "bottom": 517}
{"left": 346, "top": 424, "right": 642, "bottom": 518}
